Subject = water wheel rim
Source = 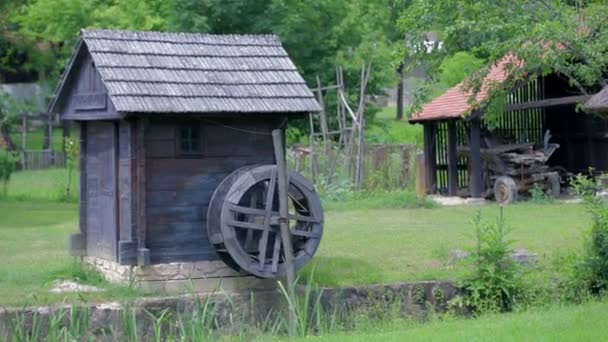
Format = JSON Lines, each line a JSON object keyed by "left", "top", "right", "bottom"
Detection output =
{"left": 208, "top": 165, "right": 323, "bottom": 278}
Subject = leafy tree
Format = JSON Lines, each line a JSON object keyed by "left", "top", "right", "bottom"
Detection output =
{"left": 438, "top": 51, "right": 485, "bottom": 87}
{"left": 399, "top": 0, "right": 608, "bottom": 119}
{"left": 0, "top": 90, "right": 31, "bottom": 150}
{"left": 0, "top": 148, "right": 18, "bottom": 195}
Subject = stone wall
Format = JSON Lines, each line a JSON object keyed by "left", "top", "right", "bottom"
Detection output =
{"left": 0, "top": 280, "right": 461, "bottom": 340}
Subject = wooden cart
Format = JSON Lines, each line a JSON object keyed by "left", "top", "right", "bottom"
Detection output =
{"left": 460, "top": 141, "right": 561, "bottom": 204}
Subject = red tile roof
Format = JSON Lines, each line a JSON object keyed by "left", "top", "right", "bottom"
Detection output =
{"left": 410, "top": 56, "right": 521, "bottom": 123}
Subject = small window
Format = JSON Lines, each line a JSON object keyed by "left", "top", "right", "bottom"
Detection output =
{"left": 178, "top": 125, "right": 201, "bottom": 155}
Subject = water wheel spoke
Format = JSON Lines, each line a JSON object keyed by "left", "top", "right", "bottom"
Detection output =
{"left": 291, "top": 229, "right": 321, "bottom": 239}
{"left": 271, "top": 235, "right": 282, "bottom": 273}
{"left": 225, "top": 219, "right": 269, "bottom": 232}
{"left": 258, "top": 168, "right": 277, "bottom": 269}
{"left": 289, "top": 193, "right": 309, "bottom": 212}
{"left": 288, "top": 213, "right": 321, "bottom": 223}
{"left": 228, "top": 203, "right": 267, "bottom": 217}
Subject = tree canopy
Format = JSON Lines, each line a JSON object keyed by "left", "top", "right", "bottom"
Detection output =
{"left": 399, "top": 0, "right": 608, "bottom": 118}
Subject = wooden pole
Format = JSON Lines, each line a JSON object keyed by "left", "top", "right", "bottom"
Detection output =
{"left": 316, "top": 76, "right": 328, "bottom": 157}
{"left": 423, "top": 123, "right": 437, "bottom": 193}
{"left": 21, "top": 115, "right": 28, "bottom": 169}
{"left": 396, "top": 63, "right": 404, "bottom": 120}
{"left": 469, "top": 118, "right": 483, "bottom": 198}
{"left": 308, "top": 113, "right": 317, "bottom": 184}
{"left": 447, "top": 120, "right": 458, "bottom": 196}
{"left": 272, "top": 129, "right": 296, "bottom": 336}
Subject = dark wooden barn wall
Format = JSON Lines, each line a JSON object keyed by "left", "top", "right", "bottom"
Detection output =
{"left": 144, "top": 118, "right": 278, "bottom": 263}
{"left": 61, "top": 47, "right": 119, "bottom": 121}
{"left": 543, "top": 74, "right": 608, "bottom": 173}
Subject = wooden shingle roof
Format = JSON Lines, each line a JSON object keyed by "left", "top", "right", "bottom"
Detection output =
{"left": 50, "top": 29, "right": 321, "bottom": 114}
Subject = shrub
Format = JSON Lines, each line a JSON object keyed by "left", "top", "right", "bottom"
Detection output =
{"left": 0, "top": 148, "right": 18, "bottom": 195}
{"left": 571, "top": 173, "right": 608, "bottom": 296}
{"left": 460, "top": 208, "right": 524, "bottom": 313}
{"left": 529, "top": 183, "right": 555, "bottom": 204}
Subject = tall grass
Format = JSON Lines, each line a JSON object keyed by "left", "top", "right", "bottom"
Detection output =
{"left": 3, "top": 168, "right": 78, "bottom": 203}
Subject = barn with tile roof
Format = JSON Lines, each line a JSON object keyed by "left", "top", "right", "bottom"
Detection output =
{"left": 410, "top": 56, "right": 608, "bottom": 199}
{"left": 49, "top": 29, "right": 322, "bottom": 281}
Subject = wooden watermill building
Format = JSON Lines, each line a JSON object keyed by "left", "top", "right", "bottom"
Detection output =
{"left": 410, "top": 57, "right": 608, "bottom": 199}
{"left": 48, "top": 29, "right": 322, "bottom": 279}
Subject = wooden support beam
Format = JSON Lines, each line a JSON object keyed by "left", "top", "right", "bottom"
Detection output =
{"left": 469, "top": 119, "right": 483, "bottom": 198}
{"left": 447, "top": 121, "right": 458, "bottom": 196}
{"left": 136, "top": 118, "right": 150, "bottom": 265}
{"left": 423, "top": 123, "right": 437, "bottom": 193}
{"left": 272, "top": 129, "right": 296, "bottom": 336}
{"left": 70, "top": 121, "right": 88, "bottom": 257}
{"left": 506, "top": 95, "right": 591, "bottom": 111}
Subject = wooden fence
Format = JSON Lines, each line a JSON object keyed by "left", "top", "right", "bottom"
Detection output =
{"left": 20, "top": 150, "right": 66, "bottom": 170}
{"left": 289, "top": 143, "right": 415, "bottom": 191}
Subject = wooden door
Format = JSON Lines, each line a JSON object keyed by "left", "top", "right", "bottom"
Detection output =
{"left": 86, "top": 122, "right": 117, "bottom": 260}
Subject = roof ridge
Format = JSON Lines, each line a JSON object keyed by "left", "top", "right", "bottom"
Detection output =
{"left": 80, "top": 29, "right": 281, "bottom": 43}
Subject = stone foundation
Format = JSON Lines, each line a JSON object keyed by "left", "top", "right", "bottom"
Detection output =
{"left": 0, "top": 280, "right": 462, "bottom": 340}
{"left": 84, "top": 256, "right": 277, "bottom": 294}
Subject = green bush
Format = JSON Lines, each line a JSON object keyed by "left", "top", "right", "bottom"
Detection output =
{"left": 0, "top": 149, "right": 18, "bottom": 195}
{"left": 571, "top": 173, "right": 608, "bottom": 296}
{"left": 529, "top": 183, "right": 555, "bottom": 204}
{"left": 460, "top": 208, "right": 524, "bottom": 313}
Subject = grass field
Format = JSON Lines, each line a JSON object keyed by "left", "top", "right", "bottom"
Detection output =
{"left": 292, "top": 300, "right": 608, "bottom": 342}
{"left": 0, "top": 194, "right": 589, "bottom": 305}
{"left": 303, "top": 202, "right": 588, "bottom": 286}
{"left": 9, "top": 127, "right": 68, "bottom": 151}
{"left": 5, "top": 168, "right": 78, "bottom": 202}
{"left": 0, "top": 201, "right": 140, "bottom": 307}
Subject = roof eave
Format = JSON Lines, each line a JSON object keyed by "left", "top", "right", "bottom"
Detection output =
{"left": 46, "top": 37, "right": 85, "bottom": 115}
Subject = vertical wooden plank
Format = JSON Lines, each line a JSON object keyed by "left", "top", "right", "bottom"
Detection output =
{"left": 469, "top": 118, "right": 483, "bottom": 198}
{"left": 272, "top": 129, "right": 296, "bottom": 336}
{"left": 117, "top": 120, "right": 137, "bottom": 264}
{"left": 137, "top": 118, "right": 150, "bottom": 265}
{"left": 423, "top": 122, "right": 437, "bottom": 193}
{"left": 447, "top": 120, "right": 458, "bottom": 196}
{"left": 69, "top": 122, "right": 88, "bottom": 256}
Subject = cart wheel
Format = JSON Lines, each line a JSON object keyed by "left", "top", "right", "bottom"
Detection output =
{"left": 546, "top": 173, "right": 561, "bottom": 198}
{"left": 494, "top": 176, "right": 518, "bottom": 204}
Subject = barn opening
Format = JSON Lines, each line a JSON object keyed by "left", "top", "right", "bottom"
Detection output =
{"left": 410, "top": 59, "right": 607, "bottom": 199}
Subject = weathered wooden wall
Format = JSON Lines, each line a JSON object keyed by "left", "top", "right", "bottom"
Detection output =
{"left": 143, "top": 118, "right": 277, "bottom": 264}
{"left": 60, "top": 46, "right": 119, "bottom": 121}
{"left": 85, "top": 121, "right": 118, "bottom": 260}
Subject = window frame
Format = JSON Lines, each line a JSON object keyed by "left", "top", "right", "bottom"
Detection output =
{"left": 176, "top": 124, "right": 203, "bottom": 157}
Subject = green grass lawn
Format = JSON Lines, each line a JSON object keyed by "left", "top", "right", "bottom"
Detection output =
{"left": 9, "top": 127, "right": 68, "bottom": 151}
{"left": 5, "top": 168, "right": 78, "bottom": 202}
{"left": 0, "top": 201, "right": 139, "bottom": 307}
{"left": 302, "top": 202, "right": 588, "bottom": 286}
{"left": 292, "top": 300, "right": 608, "bottom": 342}
{"left": 0, "top": 192, "right": 589, "bottom": 306}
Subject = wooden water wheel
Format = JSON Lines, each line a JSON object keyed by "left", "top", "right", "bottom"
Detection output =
{"left": 207, "top": 165, "right": 324, "bottom": 278}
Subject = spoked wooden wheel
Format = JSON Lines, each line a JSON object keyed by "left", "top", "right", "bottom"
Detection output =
{"left": 493, "top": 176, "right": 518, "bottom": 204}
{"left": 207, "top": 165, "right": 323, "bottom": 278}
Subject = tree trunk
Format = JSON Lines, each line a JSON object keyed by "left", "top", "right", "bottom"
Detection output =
{"left": 0, "top": 125, "right": 16, "bottom": 151}
{"left": 396, "top": 63, "right": 404, "bottom": 120}
{"left": 42, "top": 122, "right": 51, "bottom": 150}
